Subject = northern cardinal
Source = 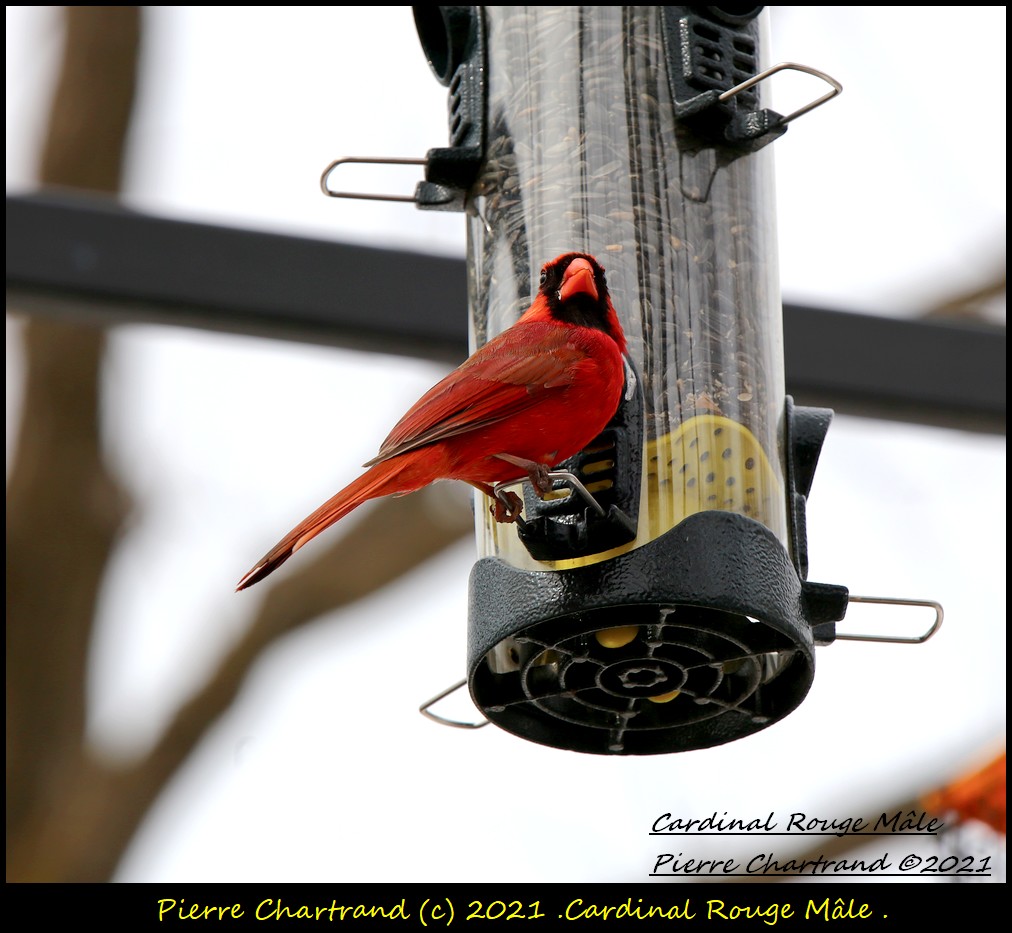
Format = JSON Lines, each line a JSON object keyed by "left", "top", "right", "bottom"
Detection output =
{"left": 236, "top": 252, "right": 628, "bottom": 591}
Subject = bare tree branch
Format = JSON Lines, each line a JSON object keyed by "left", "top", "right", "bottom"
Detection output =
{"left": 9, "top": 485, "right": 471, "bottom": 881}
{"left": 923, "top": 268, "right": 1005, "bottom": 325}
{"left": 6, "top": 5, "right": 140, "bottom": 877}
{"left": 6, "top": 5, "right": 475, "bottom": 883}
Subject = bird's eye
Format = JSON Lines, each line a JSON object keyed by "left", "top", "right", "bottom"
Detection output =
{"left": 539, "top": 269, "right": 548, "bottom": 286}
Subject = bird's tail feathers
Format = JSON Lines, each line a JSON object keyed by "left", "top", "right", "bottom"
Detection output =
{"left": 236, "top": 459, "right": 415, "bottom": 591}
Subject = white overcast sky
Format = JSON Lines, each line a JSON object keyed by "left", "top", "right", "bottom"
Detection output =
{"left": 6, "top": 6, "right": 1006, "bottom": 883}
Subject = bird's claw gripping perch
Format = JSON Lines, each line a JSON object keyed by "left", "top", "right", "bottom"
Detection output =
{"left": 494, "top": 454, "right": 555, "bottom": 497}
{"left": 491, "top": 489, "right": 524, "bottom": 523}
{"left": 491, "top": 468, "right": 607, "bottom": 525}
{"left": 490, "top": 454, "right": 567, "bottom": 525}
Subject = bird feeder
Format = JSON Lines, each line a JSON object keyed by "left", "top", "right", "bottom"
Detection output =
{"left": 323, "top": 6, "right": 942, "bottom": 754}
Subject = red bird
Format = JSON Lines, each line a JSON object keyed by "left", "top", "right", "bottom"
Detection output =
{"left": 236, "top": 252, "right": 628, "bottom": 591}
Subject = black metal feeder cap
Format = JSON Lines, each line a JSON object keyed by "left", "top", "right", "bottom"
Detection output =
{"left": 468, "top": 510, "right": 847, "bottom": 755}
{"left": 699, "top": 7, "right": 764, "bottom": 27}
{"left": 413, "top": 6, "right": 476, "bottom": 86}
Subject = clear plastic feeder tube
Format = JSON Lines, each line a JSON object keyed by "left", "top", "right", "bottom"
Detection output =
{"left": 467, "top": 7, "right": 789, "bottom": 569}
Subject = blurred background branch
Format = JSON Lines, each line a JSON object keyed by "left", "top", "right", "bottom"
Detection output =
{"left": 5, "top": 6, "right": 471, "bottom": 882}
{"left": 7, "top": 4, "right": 141, "bottom": 882}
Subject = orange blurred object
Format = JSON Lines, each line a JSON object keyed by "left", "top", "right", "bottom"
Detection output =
{"left": 923, "top": 750, "right": 1006, "bottom": 835}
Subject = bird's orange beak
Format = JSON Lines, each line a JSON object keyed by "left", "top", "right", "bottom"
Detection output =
{"left": 559, "top": 257, "right": 599, "bottom": 303}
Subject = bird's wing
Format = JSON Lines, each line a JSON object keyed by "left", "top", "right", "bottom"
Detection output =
{"left": 365, "top": 321, "right": 585, "bottom": 465}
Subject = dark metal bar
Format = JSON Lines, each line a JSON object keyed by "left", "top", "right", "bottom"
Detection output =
{"left": 6, "top": 192, "right": 1005, "bottom": 433}
{"left": 6, "top": 191, "right": 467, "bottom": 362}
{"left": 783, "top": 303, "right": 1005, "bottom": 434}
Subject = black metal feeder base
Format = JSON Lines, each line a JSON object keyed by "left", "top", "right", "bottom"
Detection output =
{"left": 467, "top": 510, "right": 848, "bottom": 754}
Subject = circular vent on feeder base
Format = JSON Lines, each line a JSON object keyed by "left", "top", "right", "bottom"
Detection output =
{"left": 469, "top": 602, "right": 813, "bottom": 755}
